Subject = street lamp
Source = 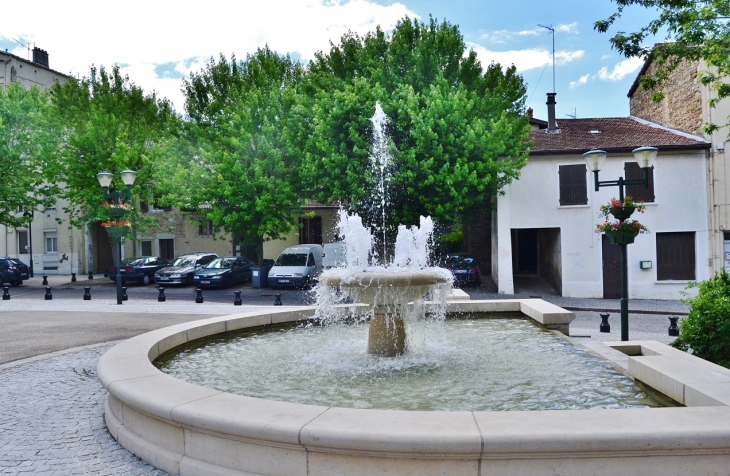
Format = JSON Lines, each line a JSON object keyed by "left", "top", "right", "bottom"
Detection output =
{"left": 97, "top": 170, "right": 136, "bottom": 305}
{"left": 583, "top": 146, "right": 658, "bottom": 341}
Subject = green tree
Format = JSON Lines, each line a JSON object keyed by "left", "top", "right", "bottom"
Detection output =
{"left": 298, "top": 16, "right": 531, "bottom": 230}
{"left": 672, "top": 270, "right": 730, "bottom": 368}
{"left": 0, "top": 82, "right": 60, "bottom": 227}
{"left": 50, "top": 65, "right": 179, "bottom": 229}
{"left": 173, "top": 47, "right": 304, "bottom": 263}
{"left": 595, "top": 0, "right": 730, "bottom": 134}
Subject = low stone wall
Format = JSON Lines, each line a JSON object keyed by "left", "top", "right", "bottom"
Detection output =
{"left": 98, "top": 302, "right": 730, "bottom": 476}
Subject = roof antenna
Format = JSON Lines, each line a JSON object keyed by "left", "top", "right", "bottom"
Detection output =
{"left": 538, "top": 24, "right": 555, "bottom": 93}
{"left": 11, "top": 38, "right": 31, "bottom": 60}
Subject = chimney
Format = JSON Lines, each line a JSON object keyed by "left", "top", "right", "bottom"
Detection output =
{"left": 546, "top": 92, "right": 559, "bottom": 133}
{"left": 32, "top": 47, "right": 49, "bottom": 68}
{"left": 526, "top": 107, "right": 533, "bottom": 118}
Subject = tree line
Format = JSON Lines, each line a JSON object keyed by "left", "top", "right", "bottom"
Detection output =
{"left": 0, "top": 17, "right": 532, "bottom": 261}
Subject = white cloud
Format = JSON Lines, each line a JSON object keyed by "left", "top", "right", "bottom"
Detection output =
{"left": 2, "top": 0, "right": 415, "bottom": 110}
{"left": 596, "top": 57, "right": 644, "bottom": 81}
{"left": 485, "top": 22, "right": 579, "bottom": 43}
{"left": 468, "top": 43, "right": 584, "bottom": 72}
{"left": 569, "top": 74, "right": 590, "bottom": 89}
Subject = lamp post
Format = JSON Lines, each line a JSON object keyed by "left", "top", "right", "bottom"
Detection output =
{"left": 97, "top": 169, "right": 137, "bottom": 305}
{"left": 583, "top": 146, "right": 658, "bottom": 341}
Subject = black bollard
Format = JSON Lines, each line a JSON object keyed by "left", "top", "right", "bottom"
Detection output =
{"left": 122, "top": 287, "right": 128, "bottom": 301}
{"left": 88, "top": 271, "right": 93, "bottom": 280}
{"left": 83, "top": 287, "right": 91, "bottom": 301}
{"left": 599, "top": 313, "right": 611, "bottom": 333}
{"left": 42, "top": 275, "right": 48, "bottom": 285}
{"left": 234, "top": 290, "right": 242, "bottom": 306}
{"left": 158, "top": 287, "right": 166, "bottom": 302}
{"left": 195, "top": 288, "right": 204, "bottom": 304}
{"left": 668, "top": 316, "right": 680, "bottom": 337}
{"left": 71, "top": 273, "right": 77, "bottom": 282}
{"left": 2, "top": 286, "right": 9, "bottom": 301}
{"left": 45, "top": 286, "right": 52, "bottom": 300}
{"left": 274, "top": 293, "right": 282, "bottom": 306}
{"left": 104, "top": 269, "right": 109, "bottom": 278}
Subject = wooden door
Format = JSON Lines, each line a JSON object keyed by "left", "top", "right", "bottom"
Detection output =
{"left": 94, "top": 223, "right": 114, "bottom": 272}
{"left": 602, "top": 234, "right": 621, "bottom": 299}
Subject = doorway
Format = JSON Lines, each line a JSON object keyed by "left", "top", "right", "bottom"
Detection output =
{"left": 159, "top": 239, "right": 175, "bottom": 261}
{"left": 92, "top": 222, "right": 113, "bottom": 272}
{"left": 511, "top": 228, "right": 562, "bottom": 295}
{"left": 601, "top": 234, "right": 622, "bottom": 299}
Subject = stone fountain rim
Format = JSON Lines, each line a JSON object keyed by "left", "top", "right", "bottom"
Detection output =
{"left": 319, "top": 267, "right": 453, "bottom": 287}
{"left": 97, "top": 300, "right": 730, "bottom": 476}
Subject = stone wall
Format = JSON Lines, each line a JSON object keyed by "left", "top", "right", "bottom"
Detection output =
{"left": 630, "top": 59, "right": 703, "bottom": 135}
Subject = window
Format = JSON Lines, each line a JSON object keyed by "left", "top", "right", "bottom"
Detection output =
{"left": 299, "top": 216, "right": 323, "bottom": 244}
{"left": 558, "top": 164, "right": 587, "bottom": 206}
{"left": 141, "top": 240, "right": 152, "bottom": 256}
{"left": 17, "top": 230, "right": 29, "bottom": 254}
{"left": 44, "top": 232, "right": 58, "bottom": 253}
{"left": 656, "top": 232, "right": 695, "bottom": 280}
{"left": 199, "top": 221, "right": 214, "bottom": 237}
{"left": 624, "top": 162, "right": 655, "bottom": 202}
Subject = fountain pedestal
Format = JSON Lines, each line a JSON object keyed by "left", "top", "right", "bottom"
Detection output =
{"left": 320, "top": 269, "right": 452, "bottom": 356}
{"left": 368, "top": 310, "right": 407, "bottom": 356}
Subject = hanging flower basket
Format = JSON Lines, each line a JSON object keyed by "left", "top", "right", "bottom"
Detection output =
{"left": 107, "top": 207, "right": 127, "bottom": 219}
{"left": 604, "top": 229, "right": 639, "bottom": 245}
{"left": 102, "top": 201, "right": 132, "bottom": 219}
{"left": 609, "top": 206, "right": 636, "bottom": 221}
{"left": 102, "top": 220, "right": 131, "bottom": 239}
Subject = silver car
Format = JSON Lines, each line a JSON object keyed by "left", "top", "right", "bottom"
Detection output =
{"left": 154, "top": 252, "right": 218, "bottom": 286}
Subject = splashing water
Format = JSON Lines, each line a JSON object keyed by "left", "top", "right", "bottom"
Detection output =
{"left": 370, "top": 102, "right": 390, "bottom": 259}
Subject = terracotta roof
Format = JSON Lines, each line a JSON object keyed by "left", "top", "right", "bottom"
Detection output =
{"left": 528, "top": 117, "right": 709, "bottom": 155}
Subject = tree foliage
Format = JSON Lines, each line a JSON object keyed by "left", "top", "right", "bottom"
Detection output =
{"left": 595, "top": 0, "right": 730, "bottom": 134}
{"left": 0, "top": 82, "right": 60, "bottom": 227}
{"left": 50, "top": 65, "right": 179, "bottom": 228}
{"left": 672, "top": 269, "right": 730, "bottom": 368}
{"left": 173, "top": 47, "right": 304, "bottom": 262}
{"left": 298, "top": 16, "right": 531, "bottom": 230}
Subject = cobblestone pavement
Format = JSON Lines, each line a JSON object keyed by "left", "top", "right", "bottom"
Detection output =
{"left": 0, "top": 344, "right": 166, "bottom": 475}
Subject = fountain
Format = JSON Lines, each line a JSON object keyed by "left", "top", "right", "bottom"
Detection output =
{"left": 318, "top": 212, "right": 452, "bottom": 356}
{"left": 95, "top": 103, "right": 730, "bottom": 475}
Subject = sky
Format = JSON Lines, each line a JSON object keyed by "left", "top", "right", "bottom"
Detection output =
{"left": 1, "top": 0, "right": 661, "bottom": 120}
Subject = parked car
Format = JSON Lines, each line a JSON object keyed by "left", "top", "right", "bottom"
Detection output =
{"left": 109, "top": 257, "right": 171, "bottom": 285}
{"left": 444, "top": 253, "right": 481, "bottom": 287}
{"left": 269, "top": 244, "right": 323, "bottom": 288}
{"left": 154, "top": 252, "right": 218, "bottom": 286}
{"left": 0, "top": 257, "right": 30, "bottom": 286}
{"left": 193, "top": 256, "right": 253, "bottom": 288}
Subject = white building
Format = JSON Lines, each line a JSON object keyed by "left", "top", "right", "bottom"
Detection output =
{"left": 493, "top": 96, "right": 711, "bottom": 299}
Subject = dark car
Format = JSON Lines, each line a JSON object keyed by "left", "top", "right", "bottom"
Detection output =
{"left": 154, "top": 252, "right": 218, "bottom": 286}
{"left": 109, "top": 256, "right": 171, "bottom": 285}
{"left": 444, "top": 253, "right": 481, "bottom": 287}
{"left": 0, "top": 257, "right": 30, "bottom": 286}
{"left": 193, "top": 256, "right": 253, "bottom": 288}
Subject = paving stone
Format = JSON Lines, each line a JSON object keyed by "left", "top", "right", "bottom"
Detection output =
{"left": 0, "top": 346, "right": 167, "bottom": 475}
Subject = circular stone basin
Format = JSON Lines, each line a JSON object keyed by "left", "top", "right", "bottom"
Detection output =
{"left": 97, "top": 301, "right": 730, "bottom": 476}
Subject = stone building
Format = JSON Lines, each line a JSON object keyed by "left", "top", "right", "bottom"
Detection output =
{"left": 628, "top": 53, "right": 730, "bottom": 274}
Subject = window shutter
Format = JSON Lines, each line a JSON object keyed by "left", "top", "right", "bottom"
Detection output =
{"left": 624, "top": 162, "right": 655, "bottom": 202}
{"left": 559, "top": 164, "right": 587, "bottom": 206}
{"left": 656, "top": 232, "right": 695, "bottom": 280}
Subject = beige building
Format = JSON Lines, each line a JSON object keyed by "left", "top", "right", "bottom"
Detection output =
{"left": 628, "top": 55, "right": 730, "bottom": 274}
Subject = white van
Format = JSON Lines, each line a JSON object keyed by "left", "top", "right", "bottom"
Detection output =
{"left": 269, "top": 244, "right": 323, "bottom": 288}
{"left": 322, "top": 242, "right": 346, "bottom": 270}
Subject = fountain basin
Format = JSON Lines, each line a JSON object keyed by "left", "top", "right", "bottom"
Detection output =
{"left": 98, "top": 300, "right": 730, "bottom": 476}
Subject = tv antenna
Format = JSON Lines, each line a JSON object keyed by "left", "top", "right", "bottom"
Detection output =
{"left": 11, "top": 38, "right": 31, "bottom": 60}
{"left": 538, "top": 24, "right": 555, "bottom": 93}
